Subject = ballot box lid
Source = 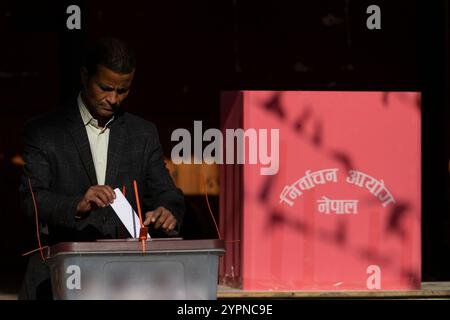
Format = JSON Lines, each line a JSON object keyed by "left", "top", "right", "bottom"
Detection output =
{"left": 48, "top": 239, "right": 225, "bottom": 258}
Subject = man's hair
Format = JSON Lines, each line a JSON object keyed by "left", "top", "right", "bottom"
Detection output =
{"left": 83, "top": 37, "right": 136, "bottom": 75}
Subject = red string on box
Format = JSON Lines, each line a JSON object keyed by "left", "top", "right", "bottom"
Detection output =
{"left": 200, "top": 168, "right": 240, "bottom": 246}
{"left": 22, "top": 178, "right": 48, "bottom": 261}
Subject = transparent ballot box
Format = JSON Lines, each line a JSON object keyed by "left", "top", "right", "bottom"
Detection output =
{"left": 47, "top": 239, "right": 225, "bottom": 300}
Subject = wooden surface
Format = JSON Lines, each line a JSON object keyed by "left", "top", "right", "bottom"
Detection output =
{"left": 217, "top": 282, "right": 450, "bottom": 299}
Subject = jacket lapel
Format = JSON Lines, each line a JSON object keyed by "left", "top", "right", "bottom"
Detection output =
{"left": 65, "top": 101, "right": 98, "bottom": 186}
{"left": 105, "top": 116, "right": 126, "bottom": 187}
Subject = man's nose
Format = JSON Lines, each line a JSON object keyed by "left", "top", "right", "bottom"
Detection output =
{"left": 106, "top": 91, "right": 119, "bottom": 105}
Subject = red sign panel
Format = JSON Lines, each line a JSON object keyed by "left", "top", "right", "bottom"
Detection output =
{"left": 220, "top": 91, "right": 421, "bottom": 290}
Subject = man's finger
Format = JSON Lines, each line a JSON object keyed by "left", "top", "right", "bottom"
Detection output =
{"left": 97, "top": 188, "right": 114, "bottom": 204}
{"left": 154, "top": 211, "right": 169, "bottom": 229}
{"left": 89, "top": 195, "right": 106, "bottom": 208}
{"left": 167, "top": 222, "right": 177, "bottom": 231}
{"left": 162, "top": 216, "right": 176, "bottom": 230}
{"left": 91, "top": 185, "right": 115, "bottom": 203}
{"left": 143, "top": 209, "right": 163, "bottom": 226}
{"left": 151, "top": 208, "right": 164, "bottom": 222}
{"left": 94, "top": 190, "right": 110, "bottom": 206}
{"left": 143, "top": 211, "right": 154, "bottom": 226}
{"left": 103, "top": 185, "right": 116, "bottom": 201}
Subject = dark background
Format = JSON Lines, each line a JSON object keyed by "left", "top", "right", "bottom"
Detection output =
{"left": 0, "top": 0, "right": 448, "bottom": 294}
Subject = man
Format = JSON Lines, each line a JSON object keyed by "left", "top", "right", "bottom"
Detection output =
{"left": 18, "top": 37, "right": 185, "bottom": 299}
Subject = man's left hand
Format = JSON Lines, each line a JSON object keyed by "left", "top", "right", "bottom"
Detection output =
{"left": 143, "top": 207, "right": 177, "bottom": 232}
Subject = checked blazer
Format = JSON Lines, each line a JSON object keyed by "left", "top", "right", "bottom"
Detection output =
{"left": 19, "top": 98, "right": 185, "bottom": 243}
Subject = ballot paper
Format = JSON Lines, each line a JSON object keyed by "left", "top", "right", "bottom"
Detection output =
{"left": 110, "top": 188, "right": 150, "bottom": 239}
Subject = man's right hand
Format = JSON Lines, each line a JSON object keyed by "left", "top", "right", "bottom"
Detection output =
{"left": 76, "top": 185, "right": 116, "bottom": 214}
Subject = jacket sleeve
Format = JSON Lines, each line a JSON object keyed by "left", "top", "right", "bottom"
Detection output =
{"left": 142, "top": 124, "right": 185, "bottom": 230}
{"left": 18, "top": 121, "right": 84, "bottom": 230}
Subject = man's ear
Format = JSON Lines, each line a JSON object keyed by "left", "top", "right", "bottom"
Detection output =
{"left": 80, "top": 67, "right": 88, "bottom": 88}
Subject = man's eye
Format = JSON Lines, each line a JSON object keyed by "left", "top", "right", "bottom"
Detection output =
{"left": 99, "top": 84, "right": 113, "bottom": 92}
{"left": 117, "top": 88, "right": 129, "bottom": 94}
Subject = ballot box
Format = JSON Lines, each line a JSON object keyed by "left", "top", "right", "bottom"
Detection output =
{"left": 47, "top": 239, "right": 225, "bottom": 300}
{"left": 219, "top": 91, "right": 421, "bottom": 291}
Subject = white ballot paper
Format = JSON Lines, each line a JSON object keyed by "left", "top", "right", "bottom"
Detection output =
{"left": 110, "top": 188, "right": 151, "bottom": 239}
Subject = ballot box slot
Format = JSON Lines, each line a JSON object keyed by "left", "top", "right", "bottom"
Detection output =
{"left": 49, "top": 249, "right": 224, "bottom": 258}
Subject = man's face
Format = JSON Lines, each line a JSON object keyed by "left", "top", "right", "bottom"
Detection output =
{"left": 81, "top": 64, "right": 135, "bottom": 122}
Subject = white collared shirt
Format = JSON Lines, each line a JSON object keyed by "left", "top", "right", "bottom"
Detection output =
{"left": 77, "top": 93, "right": 114, "bottom": 185}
